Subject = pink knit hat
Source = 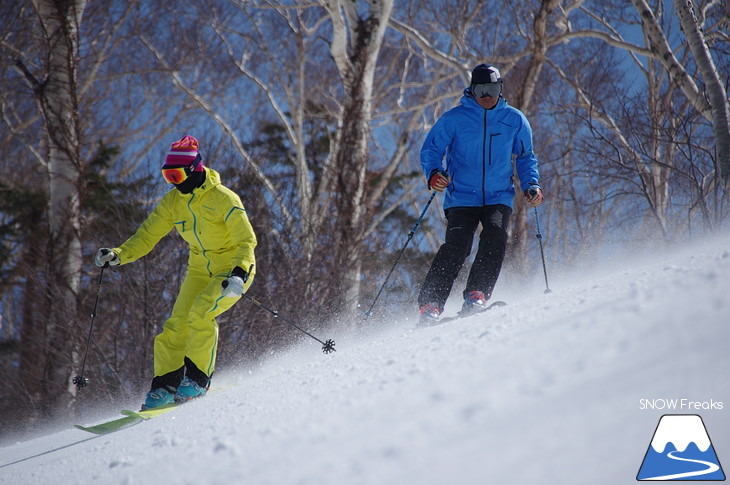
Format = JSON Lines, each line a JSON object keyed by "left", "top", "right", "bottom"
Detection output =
{"left": 163, "top": 135, "right": 203, "bottom": 171}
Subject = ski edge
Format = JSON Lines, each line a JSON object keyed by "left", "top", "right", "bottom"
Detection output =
{"left": 120, "top": 402, "right": 181, "bottom": 419}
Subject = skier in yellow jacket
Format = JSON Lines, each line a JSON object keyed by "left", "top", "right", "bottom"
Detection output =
{"left": 95, "top": 135, "right": 256, "bottom": 409}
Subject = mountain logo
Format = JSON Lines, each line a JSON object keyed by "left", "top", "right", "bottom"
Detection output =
{"left": 637, "top": 414, "right": 726, "bottom": 481}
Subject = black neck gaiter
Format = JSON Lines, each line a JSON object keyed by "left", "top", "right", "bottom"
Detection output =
{"left": 174, "top": 170, "right": 205, "bottom": 194}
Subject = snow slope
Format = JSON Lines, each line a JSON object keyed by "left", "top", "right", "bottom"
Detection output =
{"left": 1, "top": 235, "right": 729, "bottom": 485}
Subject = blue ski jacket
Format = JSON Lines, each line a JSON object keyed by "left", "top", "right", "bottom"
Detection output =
{"left": 420, "top": 88, "right": 540, "bottom": 211}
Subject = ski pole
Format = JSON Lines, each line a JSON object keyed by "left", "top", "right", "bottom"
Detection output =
{"left": 73, "top": 267, "right": 105, "bottom": 389}
{"left": 241, "top": 293, "right": 336, "bottom": 354}
{"left": 364, "top": 191, "right": 437, "bottom": 318}
{"left": 532, "top": 202, "right": 552, "bottom": 294}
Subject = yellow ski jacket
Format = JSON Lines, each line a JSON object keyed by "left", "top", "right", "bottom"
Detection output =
{"left": 114, "top": 168, "right": 256, "bottom": 280}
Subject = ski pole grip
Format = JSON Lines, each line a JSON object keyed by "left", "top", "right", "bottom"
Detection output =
{"left": 243, "top": 264, "right": 254, "bottom": 283}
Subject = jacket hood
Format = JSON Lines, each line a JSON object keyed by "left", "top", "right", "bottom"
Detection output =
{"left": 200, "top": 167, "right": 222, "bottom": 191}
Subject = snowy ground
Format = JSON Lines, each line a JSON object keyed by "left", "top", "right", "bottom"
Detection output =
{"left": 1, "top": 235, "right": 729, "bottom": 485}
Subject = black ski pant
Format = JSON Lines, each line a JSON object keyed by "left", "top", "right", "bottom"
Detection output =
{"left": 418, "top": 205, "right": 512, "bottom": 311}
{"left": 150, "top": 357, "right": 210, "bottom": 392}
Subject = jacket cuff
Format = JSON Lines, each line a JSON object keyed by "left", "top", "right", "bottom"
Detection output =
{"left": 111, "top": 248, "right": 124, "bottom": 265}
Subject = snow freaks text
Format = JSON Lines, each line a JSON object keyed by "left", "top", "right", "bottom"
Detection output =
{"left": 639, "top": 399, "right": 724, "bottom": 411}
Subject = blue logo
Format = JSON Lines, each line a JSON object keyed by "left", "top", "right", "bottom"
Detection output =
{"left": 637, "top": 414, "right": 725, "bottom": 481}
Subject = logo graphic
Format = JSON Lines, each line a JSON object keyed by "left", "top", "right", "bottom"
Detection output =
{"left": 637, "top": 414, "right": 725, "bottom": 481}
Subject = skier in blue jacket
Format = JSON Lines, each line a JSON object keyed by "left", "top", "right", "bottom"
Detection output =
{"left": 418, "top": 63, "right": 543, "bottom": 324}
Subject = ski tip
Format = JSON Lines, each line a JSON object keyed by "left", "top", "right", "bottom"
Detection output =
{"left": 74, "top": 415, "right": 143, "bottom": 435}
{"left": 74, "top": 424, "right": 97, "bottom": 433}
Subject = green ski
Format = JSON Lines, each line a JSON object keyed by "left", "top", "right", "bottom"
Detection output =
{"left": 74, "top": 414, "right": 143, "bottom": 435}
{"left": 120, "top": 402, "right": 181, "bottom": 419}
{"left": 74, "top": 402, "right": 181, "bottom": 435}
{"left": 75, "top": 392, "right": 212, "bottom": 434}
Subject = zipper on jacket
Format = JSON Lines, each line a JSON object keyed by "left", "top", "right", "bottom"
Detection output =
{"left": 187, "top": 194, "right": 213, "bottom": 275}
{"left": 482, "top": 109, "right": 487, "bottom": 206}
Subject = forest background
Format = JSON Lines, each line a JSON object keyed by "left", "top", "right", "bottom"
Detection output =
{"left": 0, "top": 0, "right": 728, "bottom": 436}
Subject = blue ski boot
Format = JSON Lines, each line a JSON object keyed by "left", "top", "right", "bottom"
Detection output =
{"left": 143, "top": 387, "right": 175, "bottom": 410}
{"left": 175, "top": 376, "right": 208, "bottom": 402}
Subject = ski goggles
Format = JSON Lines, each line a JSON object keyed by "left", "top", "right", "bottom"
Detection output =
{"left": 161, "top": 155, "right": 201, "bottom": 184}
{"left": 472, "top": 82, "right": 502, "bottom": 99}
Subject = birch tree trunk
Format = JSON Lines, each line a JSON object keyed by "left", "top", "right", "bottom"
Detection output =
{"left": 319, "top": 0, "right": 394, "bottom": 312}
{"left": 672, "top": 0, "right": 730, "bottom": 190}
{"left": 509, "top": 0, "right": 565, "bottom": 276}
{"left": 630, "top": 0, "right": 712, "bottom": 119}
{"left": 632, "top": 0, "right": 729, "bottom": 192}
{"left": 17, "top": 0, "right": 87, "bottom": 416}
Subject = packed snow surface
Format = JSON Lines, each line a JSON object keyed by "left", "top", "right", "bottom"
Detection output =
{"left": 2, "top": 235, "right": 729, "bottom": 485}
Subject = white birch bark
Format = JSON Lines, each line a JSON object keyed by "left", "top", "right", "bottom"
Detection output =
{"left": 318, "top": 0, "right": 394, "bottom": 311}
{"left": 630, "top": 0, "right": 713, "bottom": 119}
{"left": 27, "top": 0, "right": 87, "bottom": 408}
{"left": 672, "top": 0, "right": 730, "bottom": 188}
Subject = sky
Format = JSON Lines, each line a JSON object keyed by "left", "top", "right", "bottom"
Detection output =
{"left": 0, "top": 231, "right": 728, "bottom": 484}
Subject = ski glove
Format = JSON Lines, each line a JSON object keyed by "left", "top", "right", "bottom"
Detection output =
{"left": 221, "top": 266, "right": 249, "bottom": 298}
{"left": 428, "top": 169, "right": 451, "bottom": 192}
{"left": 525, "top": 186, "right": 543, "bottom": 208}
{"left": 95, "top": 248, "right": 120, "bottom": 268}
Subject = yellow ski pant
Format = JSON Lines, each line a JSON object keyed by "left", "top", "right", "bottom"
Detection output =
{"left": 153, "top": 265, "right": 252, "bottom": 379}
